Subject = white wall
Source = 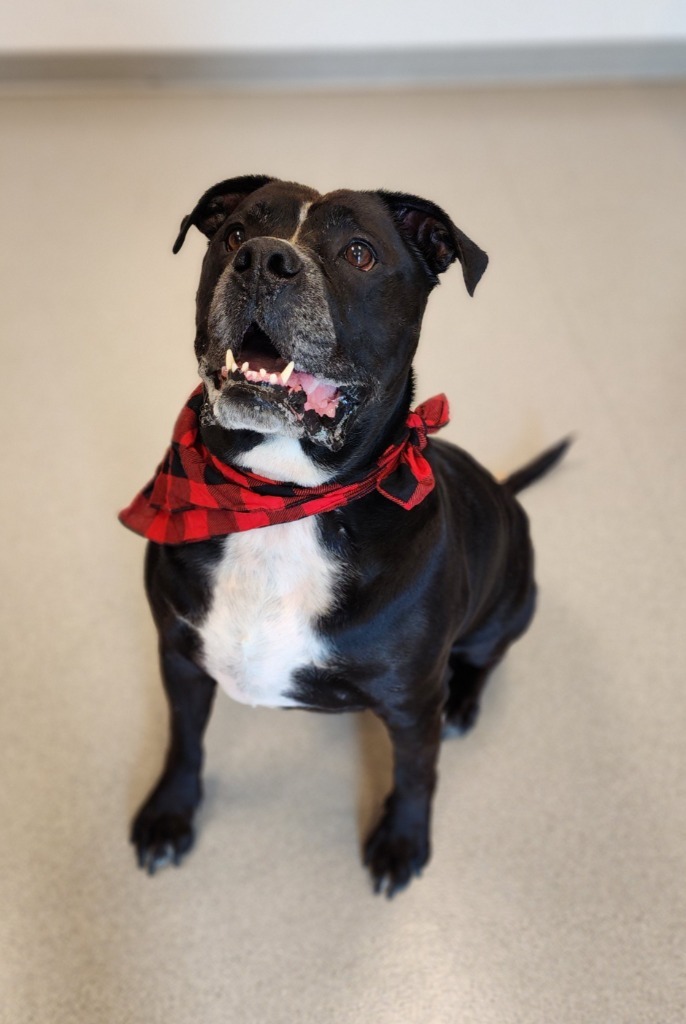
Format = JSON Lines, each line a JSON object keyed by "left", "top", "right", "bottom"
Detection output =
{"left": 1, "top": 0, "right": 685, "bottom": 53}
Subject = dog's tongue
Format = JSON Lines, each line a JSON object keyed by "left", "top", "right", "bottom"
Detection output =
{"left": 290, "top": 372, "right": 339, "bottom": 418}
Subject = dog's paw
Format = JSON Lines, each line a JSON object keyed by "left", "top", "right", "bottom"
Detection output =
{"left": 363, "top": 806, "right": 430, "bottom": 898}
{"left": 131, "top": 808, "right": 195, "bottom": 875}
{"left": 443, "top": 697, "right": 481, "bottom": 738}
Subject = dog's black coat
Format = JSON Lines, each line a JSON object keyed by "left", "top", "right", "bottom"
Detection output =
{"left": 131, "top": 176, "right": 567, "bottom": 896}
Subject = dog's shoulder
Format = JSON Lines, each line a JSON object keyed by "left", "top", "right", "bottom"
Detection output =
{"left": 144, "top": 537, "right": 225, "bottom": 628}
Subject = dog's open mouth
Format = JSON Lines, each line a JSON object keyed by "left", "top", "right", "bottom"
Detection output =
{"left": 204, "top": 323, "right": 359, "bottom": 450}
{"left": 219, "top": 324, "right": 341, "bottom": 419}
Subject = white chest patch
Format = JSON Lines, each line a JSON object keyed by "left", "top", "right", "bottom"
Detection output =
{"left": 196, "top": 518, "right": 339, "bottom": 708}
{"left": 234, "top": 436, "right": 332, "bottom": 486}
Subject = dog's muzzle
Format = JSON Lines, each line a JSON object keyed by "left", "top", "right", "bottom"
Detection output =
{"left": 201, "top": 238, "right": 362, "bottom": 450}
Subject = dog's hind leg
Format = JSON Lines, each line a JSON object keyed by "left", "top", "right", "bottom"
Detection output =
{"left": 444, "top": 561, "right": 539, "bottom": 738}
{"left": 444, "top": 586, "right": 536, "bottom": 737}
{"left": 131, "top": 633, "right": 217, "bottom": 875}
{"left": 443, "top": 654, "right": 500, "bottom": 737}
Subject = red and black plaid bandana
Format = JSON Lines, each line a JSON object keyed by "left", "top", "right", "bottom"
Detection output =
{"left": 119, "top": 385, "right": 449, "bottom": 545}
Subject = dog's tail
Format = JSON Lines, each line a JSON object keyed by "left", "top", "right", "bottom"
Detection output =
{"left": 502, "top": 437, "right": 573, "bottom": 495}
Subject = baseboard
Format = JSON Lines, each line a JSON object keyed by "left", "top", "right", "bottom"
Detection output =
{"left": 0, "top": 42, "right": 685, "bottom": 90}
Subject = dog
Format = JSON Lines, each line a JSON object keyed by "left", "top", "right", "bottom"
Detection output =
{"left": 122, "top": 175, "right": 569, "bottom": 896}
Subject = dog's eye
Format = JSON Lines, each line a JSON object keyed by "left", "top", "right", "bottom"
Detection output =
{"left": 225, "top": 227, "right": 246, "bottom": 252}
{"left": 344, "top": 241, "right": 376, "bottom": 271}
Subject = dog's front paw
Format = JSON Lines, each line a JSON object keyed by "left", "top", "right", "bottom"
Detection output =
{"left": 131, "top": 799, "right": 196, "bottom": 875}
{"left": 363, "top": 800, "right": 430, "bottom": 898}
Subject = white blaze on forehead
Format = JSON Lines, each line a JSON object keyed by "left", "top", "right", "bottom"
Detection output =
{"left": 290, "top": 201, "right": 312, "bottom": 245}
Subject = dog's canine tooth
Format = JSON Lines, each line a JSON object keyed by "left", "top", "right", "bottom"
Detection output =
{"left": 225, "top": 349, "right": 236, "bottom": 371}
{"left": 281, "top": 361, "right": 295, "bottom": 385}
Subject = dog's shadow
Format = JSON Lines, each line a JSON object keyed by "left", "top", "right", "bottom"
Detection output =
{"left": 353, "top": 711, "right": 394, "bottom": 841}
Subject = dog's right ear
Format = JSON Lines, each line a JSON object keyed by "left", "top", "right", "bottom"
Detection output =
{"left": 172, "top": 174, "right": 276, "bottom": 253}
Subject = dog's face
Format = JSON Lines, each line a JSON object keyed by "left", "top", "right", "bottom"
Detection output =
{"left": 173, "top": 176, "right": 488, "bottom": 452}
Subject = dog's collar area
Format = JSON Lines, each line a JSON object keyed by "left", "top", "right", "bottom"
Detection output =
{"left": 119, "top": 385, "right": 450, "bottom": 545}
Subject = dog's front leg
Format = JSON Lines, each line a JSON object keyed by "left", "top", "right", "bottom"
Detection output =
{"left": 364, "top": 700, "right": 443, "bottom": 897}
{"left": 131, "top": 632, "right": 217, "bottom": 874}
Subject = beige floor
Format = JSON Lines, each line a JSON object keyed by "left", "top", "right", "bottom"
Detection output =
{"left": 1, "top": 80, "right": 685, "bottom": 1023}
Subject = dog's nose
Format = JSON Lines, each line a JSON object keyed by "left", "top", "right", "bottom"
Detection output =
{"left": 232, "top": 238, "right": 303, "bottom": 283}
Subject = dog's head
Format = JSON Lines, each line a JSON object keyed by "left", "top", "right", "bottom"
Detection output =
{"left": 174, "top": 175, "right": 487, "bottom": 471}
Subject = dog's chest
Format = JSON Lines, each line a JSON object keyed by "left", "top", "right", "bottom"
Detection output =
{"left": 196, "top": 518, "right": 338, "bottom": 707}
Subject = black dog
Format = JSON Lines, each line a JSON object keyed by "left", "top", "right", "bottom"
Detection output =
{"left": 124, "top": 175, "right": 568, "bottom": 896}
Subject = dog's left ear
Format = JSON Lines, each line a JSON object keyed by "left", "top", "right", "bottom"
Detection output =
{"left": 172, "top": 174, "right": 276, "bottom": 253}
{"left": 376, "top": 191, "right": 488, "bottom": 295}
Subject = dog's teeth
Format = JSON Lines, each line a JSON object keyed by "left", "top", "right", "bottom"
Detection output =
{"left": 281, "top": 361, "right": 295, "bottom": 385}
{"left": 259, "top": 368, "right": 267, "bottom": 378}
{"left": 269, "top": 373, "right": 278, "bottom": 384}
{"left": 241, "top": 362, "right": 249, "bottom": 372}
{"left": 225, "top": 349, "right": 236, "bottom": 371}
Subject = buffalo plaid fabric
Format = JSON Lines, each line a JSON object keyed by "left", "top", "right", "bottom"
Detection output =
{"left": 119, "top": 385, "right": 449, "bottom": 545}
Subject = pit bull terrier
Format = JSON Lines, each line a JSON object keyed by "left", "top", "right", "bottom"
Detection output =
{"left": 121, "top": 175, "right": 568, "bottom": 896}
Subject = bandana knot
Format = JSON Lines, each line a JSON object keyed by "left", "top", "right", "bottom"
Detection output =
{"left": 119, "top": 386, "right": 449, "bottom": 545}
